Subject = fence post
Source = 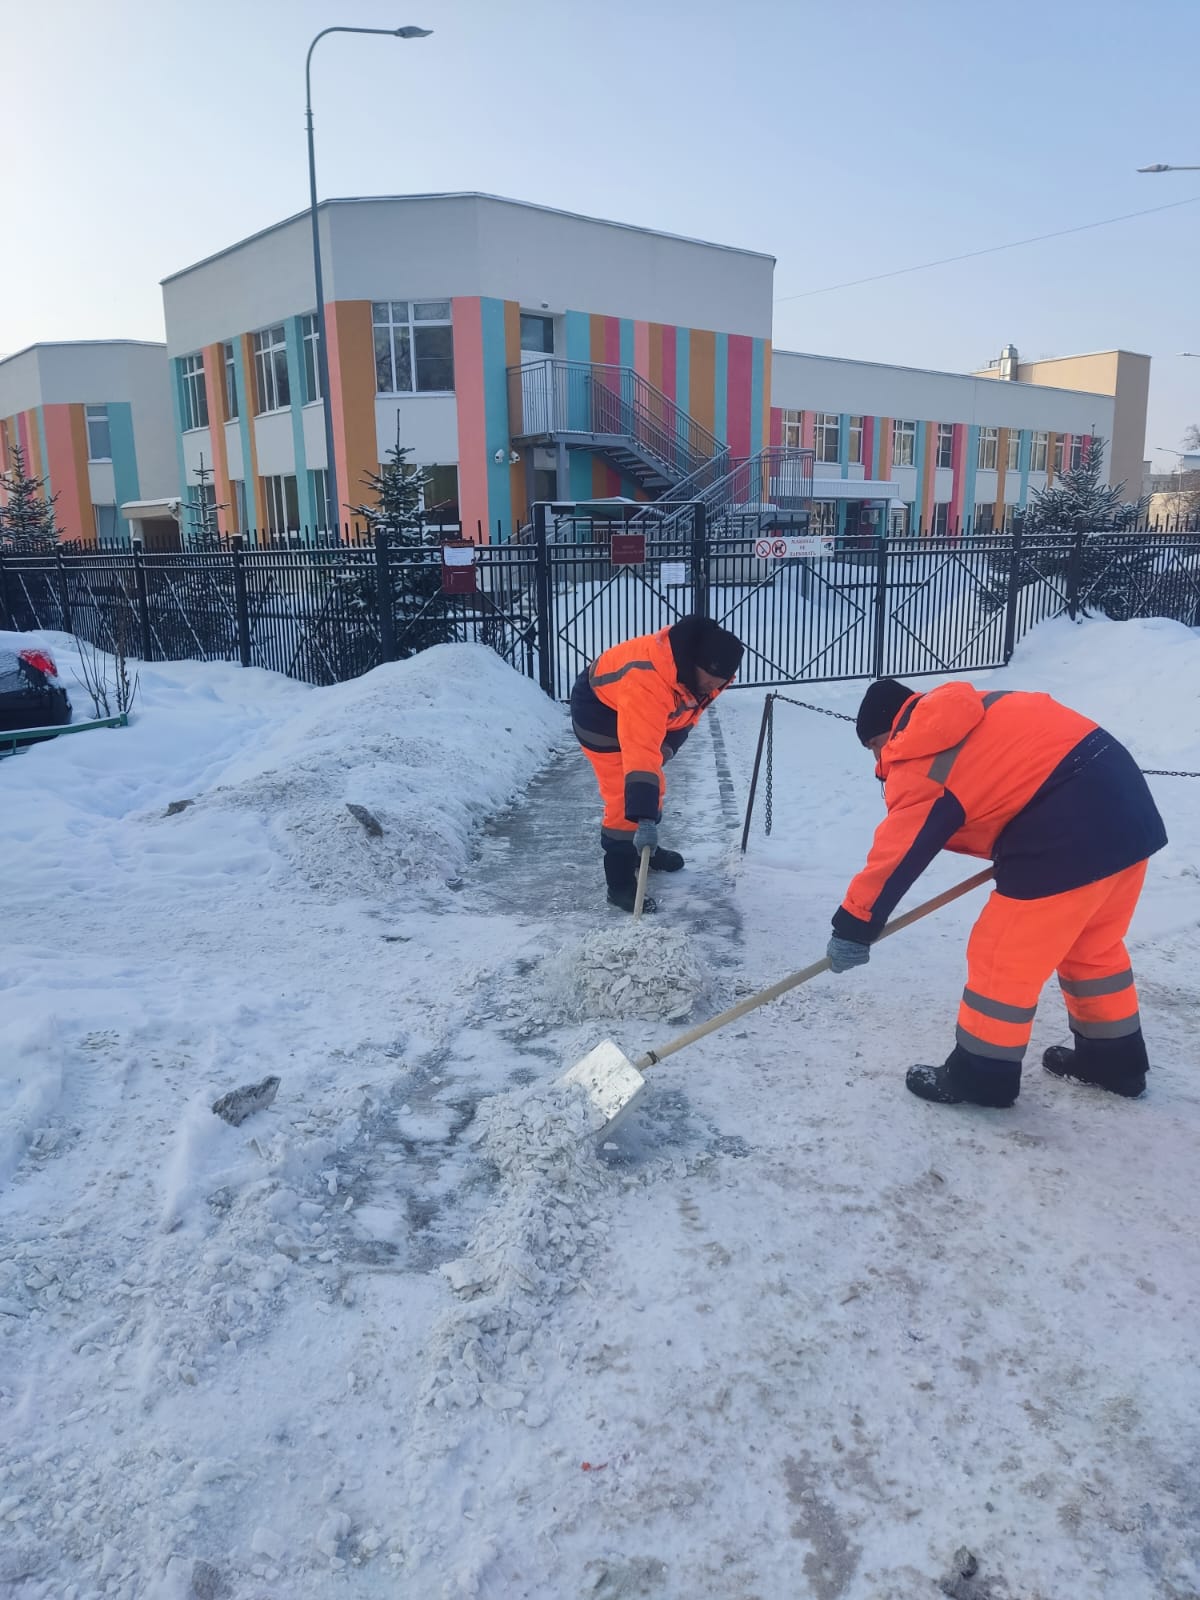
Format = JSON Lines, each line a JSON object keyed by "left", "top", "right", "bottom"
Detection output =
{"left": 1002, "top": 519, "right": 1024, "bottom": 663}
{"left": 231, "top": 535, "right": 252, "bottom": 668}
{"left": 131, "top": 539, "right": 154, "bottom": 661}
{"left": 740, "top": 693, "right": 774, "bottom": 853}
{"left": 1066, "top": 526, "right": 1084, "bottom": 621}
{"left": 690, "top": 501, "right": 710, "bottom": 618}
{"left": 375, "top": 530, "right": 397, "bottom": 663}
{"left": 0, "top": 551, "right": 10, "bottom": 631}
{"left": 533, "top": 502, "right": 553, "bottom": 697}
{"left": 55, "top": 549, "right": 75, "bottom": 636}
{"left": 871, "top": 529, "right": 890, "bottom": 678}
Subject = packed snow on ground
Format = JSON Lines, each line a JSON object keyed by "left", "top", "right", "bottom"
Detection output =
{"left": 1, "top": 616, "right": 1198, "bottom": 1600}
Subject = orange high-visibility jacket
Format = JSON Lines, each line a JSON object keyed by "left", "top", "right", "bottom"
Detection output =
{"left": 571, "top": 627, "right": 725, "bottom": 821}
{"left": 834, "top": 682, "right": 1166, "bottom": 942}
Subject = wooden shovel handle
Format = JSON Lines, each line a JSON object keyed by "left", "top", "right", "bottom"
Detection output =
{"left": 632, "top": 845, "right": 652, "bottom": 921}
{"left": 636, "top": 867, "right": 993, "bottom": 1069}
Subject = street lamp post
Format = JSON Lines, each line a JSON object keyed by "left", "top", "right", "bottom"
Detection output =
{"left": 1136, "top": 164, "right": 1200, "bottom": 173}
{"left": 306, "top": 24, "right": 432, "bottom": 536}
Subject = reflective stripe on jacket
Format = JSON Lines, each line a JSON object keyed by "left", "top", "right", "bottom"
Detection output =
{"left": 833, "top": 682, "right": 1167, "bottom": 942}
{"left": 570, "top": 628, "right": 721, "bottom": 822}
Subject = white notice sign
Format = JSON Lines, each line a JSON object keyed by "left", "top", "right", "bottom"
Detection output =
{"left": 660, "top": 562, "right": 688, "bottom": 586}
{"left": 753, "top": 535, "right": 834, "bottom": 559}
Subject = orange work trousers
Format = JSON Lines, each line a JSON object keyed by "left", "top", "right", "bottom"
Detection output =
{"left": 956, "top": 861, "right": 1147, "bottom": 1075}
{"left": 582, "top": 747, "right": 664, "bottom": 845}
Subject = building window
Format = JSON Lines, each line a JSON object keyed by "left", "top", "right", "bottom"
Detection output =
{"left": 848, "top": 416, "right": 863, "bottom": 465}
{"left": 231, "top": 479, "right": 246, "bottom": 533}
{"left": 253, "top": 325, "right": 291, "bottom": 414}
{"left": 180, "top": 353, "right": 208, "bottom": 431}
{"left": 780, "top": 409, "right": 803, "bottom": 449}
{"left": 301, "top": 315, "right": 323, "bottom": 404}
{"left": 892, "top": 419, "right": 916, "bottom": 468}
{"left": 520, "top": 314, "right": 554, "bottom": 355}
{"left": 811, "top": 501, "right": 837, "bottom": 535}
{"left": 936, "top": 423, "right": 954, "bottom": 469}
{"left": 85, "top": 405, "right": 112, "bottom": 462}
{"left": 372, "top": 300, "right": 455, "bottom": 394}
{"left": 424, "top": 464, "right": 460, "bottom": 524}
{"left": 308, "top": 468, "right": 330, "bottom": 531}
{"left": 1006, "top": 430, "right": 1021, "bottom": 471}
{"left": 814, "top": 412, "right": 840, "bottom": 465}
{"left": 223, "top": 342, "right": 239, "bottom": 420}
{"left": 888, "top": 503, "right": 910, "bottom": 536}
{"left": 93, "top": 503, "right": 118, "bottom": 543}
{"left": 931, "top": 502, "right": 950, "bottom": 537}
{"left": 973, "top": 501, "right": 995, "bottom": 534}
{"left": 1069, "top": 436, "right": 1085, "bottom": 470}
{"left": 1031, "top": 432, "right": 1048, "bottom": 472}
{"left": 1053, "top": 437, "right": 1065, "bottom": 475}
{"left": 977, "top": 427, "right": 999, "bottom": 470}
{"left": 262, "top": 473, "right": 300, "bottom": 535}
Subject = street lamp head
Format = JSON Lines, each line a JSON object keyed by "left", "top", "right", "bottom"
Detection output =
{"left": 395, "top": 25, "right": 433, "bottom": 37}
{"left": 1137, "top": 164, "right": 1171, "bottom": 173}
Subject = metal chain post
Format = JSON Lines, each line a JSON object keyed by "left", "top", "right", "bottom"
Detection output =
{"left": 764, "top": 696, "right": 774, "bottom": 837}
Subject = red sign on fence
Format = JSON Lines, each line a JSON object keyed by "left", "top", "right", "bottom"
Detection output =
{"left": 609, "top": 532, "right": 646, "bottom": 567}
{"left": 441, "top": 540, "right": 477, "bottom": 595}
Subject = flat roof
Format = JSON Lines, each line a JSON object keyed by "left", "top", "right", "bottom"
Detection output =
{"left": 161, "top": 192, "right": 776, "bottom": 285}
{"left": 771, "top": 346, "right": 1116, "bottom": 403}
{"left": 0, "top": 339, "right": 166, "bottom": 368}
{"left": 1003, "top": 348, "right": 1152, "bottom": 363}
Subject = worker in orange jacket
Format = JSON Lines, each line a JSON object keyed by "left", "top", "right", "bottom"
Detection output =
{"left": 571, "top": 616, "right": 745, "bottom": 912}
{"left": 827, "top": 677, "right": 1167, "bottom": 1107}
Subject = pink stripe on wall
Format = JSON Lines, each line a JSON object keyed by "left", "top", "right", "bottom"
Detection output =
{"left": 862, "top": 416, "right": 875, "bottom": 471}
{"left": 634, "top": 320, "right": 650, "bottom": 379}
{"left": 41, "top": 405, "right": 87, "bottom": 542}
{"left": 726, "top": 335, "right": 753, "bottom": 459}
{"left": 603, "top": 317, "right": 621, "bottom": 367}
{"left": 951, "top": 423, "right": 968, "bottom": 527}
{"left": 661, "top": 326, "right": 677, "bottom": 402}
{"left": 802, "top": 411, "right": 815, "bottom": 451}
{"left": 451, "top": 297, "right": 489, "bottom": 542}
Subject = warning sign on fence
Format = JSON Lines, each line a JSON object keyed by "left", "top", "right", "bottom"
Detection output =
{"left": 753, "top": 535, "right": 835, "bottom": 560}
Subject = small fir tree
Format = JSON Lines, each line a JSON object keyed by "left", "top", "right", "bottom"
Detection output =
{"left": 0, "top": 441, "right": 63, "bottom": 551}
{"left": 186, "top": 455, "right": 225, "bottom": 551}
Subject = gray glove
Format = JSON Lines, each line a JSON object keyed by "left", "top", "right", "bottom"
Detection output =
{"left": 827, "top": 935, "right": 870, "bottom": 973}
{"left": 633, "top": 819, "right": 658, "bottom": 853}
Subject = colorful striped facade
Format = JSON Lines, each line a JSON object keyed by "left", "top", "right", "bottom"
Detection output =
{"left": 0, "top": 400, "right": 142, "bottom": 544}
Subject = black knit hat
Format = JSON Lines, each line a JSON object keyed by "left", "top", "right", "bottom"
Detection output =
{"left": 668, "top": 616, "right": 745, "bottom": 683}
{"left": 855, "top": 678, "right": 917, "bottom": 746}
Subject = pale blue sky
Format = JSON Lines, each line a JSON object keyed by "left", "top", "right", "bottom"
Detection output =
{"left": 4, "top": 0, "right": 1197, "bottom": 473}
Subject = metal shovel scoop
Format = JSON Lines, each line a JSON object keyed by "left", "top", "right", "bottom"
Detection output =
{"left": 558, "top": 868, "right": 993, "bottom": 1137}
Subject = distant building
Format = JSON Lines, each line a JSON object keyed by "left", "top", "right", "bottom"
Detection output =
{"left": 974, "top": 345, "right": 1150, "bottom": 499}
{"left": 0, "top": 342, "right": 176, "bottom": 545}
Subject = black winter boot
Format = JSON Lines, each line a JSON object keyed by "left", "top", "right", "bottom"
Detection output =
{"left": 606, "top": 881, "right": 658, "bottom": 914}
{"left": 906, "top": 1047, "right": 1019, "bottom": 1109}
{"left": 1043, "top": 1042, "right": 1146, "bottom": 1098}
{"left": 649, "top": 846, "right": 684, "bottom": 872}
{"left": 602, "top": 838, "right": 657, "bottom": 914}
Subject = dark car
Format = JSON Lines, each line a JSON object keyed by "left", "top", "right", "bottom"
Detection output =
{"left": 0, "top": 647, "right": 72, "bottom": 734}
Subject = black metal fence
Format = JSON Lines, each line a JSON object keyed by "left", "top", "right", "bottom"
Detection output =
{"left": 2, "top": 508, "right": 1198, "bottom": 697}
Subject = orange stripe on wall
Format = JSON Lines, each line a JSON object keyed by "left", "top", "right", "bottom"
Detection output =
{"left": 326, "top": 301, "right": 377, "bottom": 529}
{"left": 203, "top": 343, "right": 234, "bottom": 533}
{"left": 634, "top": 320, "right": 650, "bottom": 380}
{"left": 239, "top": 334, "right": 267, "bottom": 528}
{"left": 70, "top": 407, "right": 96, "bottom": 543}
{"left": 994, "top": 428, "right": 1008, "bottom": 521}
{"left": 689, "top": 329, "right": 716, "bottom": 435}
{"left": 503, "top": 300, "right": 526, "bottom": 529}
{"left": 648, "top": 324, "right": 664, "bottom": 393}
{"left": 41, "top": 405, "right": 93, "bottom": 543}
{"left": 452, "top": 296, "right": 489, "bottom": 542}
{"left": 878, "top": 417, "right": 893, "bottom": 482}
{"left": 1046, "top": 431, "right": 1057, "bottom": 486}
{"left": 27, "top": 409, "right": 45, "bottom": 485}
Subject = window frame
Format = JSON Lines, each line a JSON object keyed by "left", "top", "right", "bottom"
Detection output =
{"left": 931, "top": 502, "right": 950, "bottom": 537}
{"left": 1030, "top": 431, "right": 1049, "bottom": 473}
{"left": 813, "top": 412, "right": 841, "bottom": 465}
{"left": 308, "top": 467, "right": 330, "bottom": 531}
{"left": 231, "top": 478, "right": 247, "bottom": 534}
{"left": 936, "top": 422, "right": 954, "bottom": 470}
{"left": 85, "top": 404, "right": 111, "bottom": 462}
{"left": 1006, "top": 429, "right": 1021, "bottom": 471}
{"left": 92, "top": 503, "right": 119, "bottom": 542}
{"left": 1053, "top": 436, "right": 1065, "bottom": 474}
{"left": 977, "top": 426, "right": 999, "bottom": 471}
{"left": 180, "top": 353, "right": 209, "bottom": 432}
{"left": 262, "top": 472, "right": 301, "bottom": 536}
{"left": 891, "top": 419, "right": 916, "bottom": 468}
{"left": 848, "top": 416, "right": 863, "bottom": 465}
{"left": 223, "top": 342, "right": 239, "bottom": 421}
{"left": 519, "top": 313, "right": 554, "bottom": 355}
{"left": 1069, "top": 436, "right": 1085, "bottom": 471}
{"left": 372, "top": 300, "right": 455, "bottom": 395}
{"left": 780, "top": 408, "right": 803, "bottom": 450}
{"left": 973, "top": 501, "right": 995, "bottom": 535}
{"left": 301, "top": 314, "right": 323, "bottom": 405}
{"left": 253, "top": 324, "right": 291, "bottom": 415}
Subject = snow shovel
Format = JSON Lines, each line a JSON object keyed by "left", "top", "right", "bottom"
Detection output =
{"left": 559, "top": 867, "right": 994, "bottom": 1137}
{"left": 632, "top": 845, "right": 652, "bottom": 920}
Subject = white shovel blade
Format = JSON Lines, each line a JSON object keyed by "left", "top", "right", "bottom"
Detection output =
{"left": 556, "top": 1039, "right": 646, "bottom": 1136}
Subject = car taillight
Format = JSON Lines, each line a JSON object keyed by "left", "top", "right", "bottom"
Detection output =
{"left": 19, "top": 648, "right": 58, "bottom": 679}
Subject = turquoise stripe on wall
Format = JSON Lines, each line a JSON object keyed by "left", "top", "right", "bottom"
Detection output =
{"left": 963, "top": 426, "right": 979, "bottom": 529}
{"left": 35, "top": 408, "right": 51, "bottom": 497}
{"left": 480, "top": 297, "right": 511, "bottom": 540}
{"left": 1018, "top": 430, "right": 1031, "bottom": 509}
{"left": 619, "top": 319, "right": 634, "bottom": 372}
{"left": 107, "top": 402, "right": 140, "bottom": 541}
{"left": 170, "top": 359, "right": 189, "bottom": 506}
{"left": 750, "top": 342, "right": 765, "bottom": 457}
{"left": 713, "top": 334, "right": 728, "bottom": 445}
{"left": 839, "top": 413, "right": 851, "bottom": 478}
{"left": 914, "top": 420, "right": 928, "bottom": 528}
{"left": 564, "top": 311, "right": 591, "bottom": 434}
{"left": 284, "top": 319, "right": 312, "bottom": 529}
{"left": 234, "top": 346, "right": 256, "bottom": 529}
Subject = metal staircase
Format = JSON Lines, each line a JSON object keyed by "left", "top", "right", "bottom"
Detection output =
{"left": 635, "top": 445, "right": 816, "bottom": 535}
{"left": 507, "top": 359, "right": 726, "bottom": 496}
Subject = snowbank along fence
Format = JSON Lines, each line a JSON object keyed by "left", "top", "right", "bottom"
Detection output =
{"left": 1, "top": 506, "right": 1198, "bottom": 696}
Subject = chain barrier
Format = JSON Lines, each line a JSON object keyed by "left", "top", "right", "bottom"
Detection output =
{"left": 741, "top": 691, "right": 1200, "bottom": 854}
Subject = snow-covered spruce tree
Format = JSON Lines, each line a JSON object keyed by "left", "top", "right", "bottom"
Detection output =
{"left": 985, "top": 437, "right": 1153, "bottom": 620}
{"left": 0, "top": 441, "right": 63, "bottom": 551}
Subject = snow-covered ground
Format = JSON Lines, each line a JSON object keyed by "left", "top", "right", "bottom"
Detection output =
{"left": 1, "top": 620, "right": 1198, "bottom": 1600}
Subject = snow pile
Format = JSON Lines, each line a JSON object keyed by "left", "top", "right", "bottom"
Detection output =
{"left": 178, "top": 643, "right": 564, "bottom": 898}
{"left": 535, "top": 923, "right": 709, "bottom": 1023}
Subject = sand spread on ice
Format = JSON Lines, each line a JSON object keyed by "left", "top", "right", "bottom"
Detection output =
{"left": 535, "top": 924, "right": 709, "bottom": 1023}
